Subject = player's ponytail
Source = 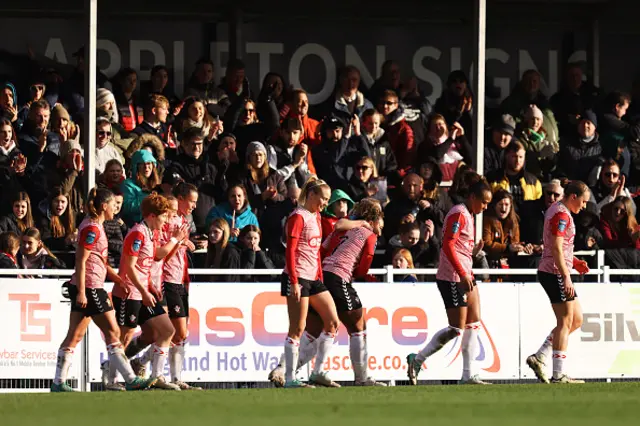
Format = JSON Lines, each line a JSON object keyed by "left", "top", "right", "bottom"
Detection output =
{"left": 172, "top": 181, "right": 198, "bottom": 199}
{"left": 86, "top": 187, "right": 114, "bottom": 219}
{"left": 298, "top": 176, "right": 329, "bottom": 205}
{"left": 564, "top": 180, "right": 590, "bottom": 198}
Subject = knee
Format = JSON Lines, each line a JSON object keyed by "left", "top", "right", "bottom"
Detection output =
{"left": 173, "top": 329, "right": 188, "bottom": 343}
{"left": 104, "top": 329, "right": 120, "bottom": 344}
{"left": 288, "top": 324, "right": 305, "bottom": 339}
{"left": 571, "top": 313, "right": 583, "bottom": 331}
{"left": 557, "top": 315, "right": 573, "bottom": 330}
{"left": 324, "top": 318, "right": 340, "bottom": 334}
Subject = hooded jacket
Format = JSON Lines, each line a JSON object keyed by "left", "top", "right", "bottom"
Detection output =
{"left": 383, "top": 108, "right": 415, "bottom": 173}
{"left": 205, "top": 203, "right": 259, "bottom": 242}
{"left": 353, "top": 128, "right": 398, "bottom": 179}
{"left": 120, "top": 149, "right": 157, "bottom": 226}
{"left": 0, "top": 82, "right": 23, "bottom": 131}
{"left": 321, "top": 189, "right": 355, "bottom": 240}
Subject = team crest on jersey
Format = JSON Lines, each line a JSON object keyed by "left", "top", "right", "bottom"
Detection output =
{"left": 85, "top": 231, "right": 96, "bottom": 245}
{"left": 132, "top": 239, "right": 142, "bottom": 253}
{"left": 451, "top": 222, "right": 461, "bottom": 234}
{"left": 557, "top": 220, "right": 567, "bottom": 232}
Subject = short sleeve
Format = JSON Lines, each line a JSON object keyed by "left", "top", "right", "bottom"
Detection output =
{"left": 123, "top": 231, "right": 145, "bottom": 256}
{"left": 79, "top": 225, "right": 101, "bottom": 250}
{"left": 549, "top": 212, "right": 571, "bottom": 237}
{"left": 443, "top": 213, "right": 466, "bottom": 241}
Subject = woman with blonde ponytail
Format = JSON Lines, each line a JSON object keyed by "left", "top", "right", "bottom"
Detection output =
{"left": 277, "top": 177, "right": 341, "bottom": 388}
{"left": 52, "top": 187, "right": 157, "bottom": 392}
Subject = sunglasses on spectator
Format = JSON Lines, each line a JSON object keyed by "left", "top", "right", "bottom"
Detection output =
{"left": 545, "top": 191, "right": 561, "bottom": 198}
{"left": 380, "top": 101, "right": 397, "bottom": 106}
{"left": 243, "top": 109, "right": 255, "bottom": 114}
{"left": 614, "top": 206, "right": 626, "bottom": 214}
{"left": 30, "top": 85, "right": 44, "bottom": 91}
{"left": 604, "top": 171, "right": 619, "bottom": 178}
{"left": 97, "top": 131, "right": 112, "bottom": 137}
{"left": 356, "top": 165, "right": 371, "bottom": 171}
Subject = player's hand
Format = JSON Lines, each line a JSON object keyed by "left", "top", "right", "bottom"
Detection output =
{"left": 76, "top": 292, "right": 87, "bottom": 308}
{"left": 183, "top": 239, "right": 196, "bottom": 252}
{"left": 460, "top": 275, "right": 475, "bottom": 292}
{"left": 574, "top": 259, "right": 590, "bottom": 275}
{"left": 172, "top": 223, "right": 190, "bottom": 242}
{"left": 142, "top": 291, "right": 157, "bottom": 308}
{"left": 472, "top": 240, "right": 484, "bottom": 257}
{"left": 115, "top": 279, "right": 130, "bottom": 296}
{"left": 291, "top": 282, "right": 301, "bottom": 302}
{"left": 150, "top": 286, "right": 163, "bottom": 302}
{"left": 563, "top": 275, "right": 575, "bottom": 298}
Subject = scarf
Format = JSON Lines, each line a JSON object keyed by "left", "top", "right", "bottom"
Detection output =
{"left": 0, "top": 141, "right": 16, "bottom": 157}
{"left": 21, "top": 248, "right": 48, "bottom": 269}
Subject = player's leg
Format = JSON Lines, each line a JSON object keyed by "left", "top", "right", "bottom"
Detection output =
{"left": 144, "top": 309, "right": 179, "bottom": 390}
{"left": 459, "top": 287, "right": 490, "bottom": 385}
{"left": 283, "top": 294, "right": 311, "bottom": 388}
{"left": 166, "top": 283, "right": 200, "bottom": 390}
{"left": 407, "top": 280, "right": 465, "bottom": 385}
{"left": 340, "top": 309, "right": 384, "bottom": 386}
{"left": 269, "top": 309, "right": 321, "bottom": 388}
{"left": 550, "top": 300, "right": 584, "bottom": 383}
{"left": 307, "top": 290, "right": 341, "bottom": 387}
{"left": 52, "top": 312, "right": 91, "bottom": 392}
{"left": 92, "top": 310, "right": 157, "bottom": 391}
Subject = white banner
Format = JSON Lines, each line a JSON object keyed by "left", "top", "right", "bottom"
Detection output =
{"left": 0, "top": 279, "right": 81, "bottom": 381}
{"left": 520, "top": 282, "right": 640, "bottom": 379}
{"left": 87, "top": 282, "right": 520, "bottom": 382}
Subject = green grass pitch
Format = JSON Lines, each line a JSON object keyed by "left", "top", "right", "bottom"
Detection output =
{"left": 1, "top": 383, "right": 639, "bottom": 426}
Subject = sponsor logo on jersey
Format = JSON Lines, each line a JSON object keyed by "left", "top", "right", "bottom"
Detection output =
{"left": 452, "top": 222, "right": 461, "bottom": 234}
{"left": 85, "top": 231, "right": 97, "bottom": 245}
{"left": 558, "top": 219, "right": 567, "bottom": 232}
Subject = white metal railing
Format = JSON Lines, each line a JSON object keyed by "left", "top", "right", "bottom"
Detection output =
{"left": 0, "top": 249, "right": 635, "bottom": 283}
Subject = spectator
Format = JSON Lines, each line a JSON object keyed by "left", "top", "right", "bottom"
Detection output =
{"left": 37, "top": 186, "right": 76, "bottom": 252}
{"left": 347, "top": 156, "right": 388, "bottom": 204}
{"left": 0, "top": 117, "right": 22, "bottom": 178}
{"left": 315, "top": 65, "right": 374, "bottom": 127}
{"left": 18, "top": 227, "right": 65, "bottom": 271}
{"left": 557, "top": 110, "right": 603, "bottom": 185}
{"left": 54, "top": 140, "right": 86, "bottom": 217}
{"left": 434, "top": 70, "right": 474, "bottom": 140}
{"left": 111, "top": 67, "right": 141, "bottom": 133}
{"left": 224, "top": 96, "right": 279, "bottom": 161}
{"left": 243, "top": 141, "right": 287, "bottom": 218}
{"left": 206, "top": 183, "right": 259, "bottom": 242}
{"left": 356, "top": 109, "right": 398, "bottom": 180}
{"left": 237, "top": 225, "right": 276, "bottom": 282}
{"left": 486, "top": 140, "right": 542, "bottom": 211}
{"left": 515, "top": 104, "right": 559, "bottom": 180}
{"left": 103, "top": 190, "right": 127, "bottom": 267}
{"left": 0, "top": 231, "right": 20, "bottom": 269}
{"left": 589, "top": 159, "right": 635, "bottom": 215}
{"left": 267, "top": 117, "right": 315, "bottom": 193}
{"left": 184, "top": 58, "right": 229, "bottom": 109}
{"left": 98, "top": 159, "right": 125, "bottom": 191}
{"left": 50, "top": 104, "right": 80, "bottom": 146}
{"left": 18, "top": 99, "right": 59, "bottom": 163}
{"left": 482, "top": 189, "right": 528, "bottom": 268}
{"left": 574, "top": 201, "right": 602, "bottom": 252}
{"left": 600, "top": 196, "right": 640, "bottom": 249}
{"left": 130, "top": 94, "right": 177, "bottom": 153}
{"left": 204, "top": 218, "right": 238, "bottom": 281}
{"left": 95, "top": 117, "right": 125, "bottom": 175}
{"left": 140, "top": 65, "right": 178, "bottom": 106}
{"left": 386, "top": 220, "right": 438, "bottom": 269}
{"left": 96, "top": 88, "right": 131, "bottom": 153}
{"left": 500, "top": 70, "right": 558, "bottom": 140}
{"left": 219, "top": 59, "right": 252, "bottom": 105}
{"left": 210, "top": 133, "right": 242, "bottom": 186}
{"left": 377, "top": 90, "right": 415, "bottom": 174}
{"left": 484, "top": 114, "right": 516, "bottom": 176}
{"left": 165, "top": 127, "right": 227, "bottom": 230}
{"left": 418, "top": 113, "right": 472, "bottom": 182}
{"left": 416, "top": 157, "right": 451, "bottom": 232}
{"left": 391, "top": 248, "right": 418, "bottom": 283}
{"left": 520, "top": 179, "right": 563, "bottom": 251}
{"left": 383, "top": 173, "right": 435, "bottom": 242}
{"left": 124, "top": 133, "right": 167, "bottom": 178}
{"left": 259, "top": 72, "right": 288, "bottom": 118}
{"left": 284, "top": 89, "right": 321, "bottom": 146}
{"left": 0, "top": 83, "right": 21, "bottom": 130}
{"left": 120, "top": 149, "right": 160, "bottom": 226}
{"left": 550, "top": 63, "right": 601, "bottom": 140}
{"left": 321, "top": 189, "right": 354, "bottom": 240}
{"left": 0, "top": 191, "right": 34, "bottom": 235}
{"left": 597, "top": 91, "right": 639, "bottom": 184}
{"left": 311, "top": 115, "right": 363, "bottom": 192}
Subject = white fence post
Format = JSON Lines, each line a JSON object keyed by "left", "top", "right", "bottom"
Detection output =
{"left": 597, "top": 250, "right": 606, "bottom": 283}
{"left": 603, "top": 265, "right": 611, "bottom": 284}
{"left": 385, "top": 265, "right": 394, "bottom": 284}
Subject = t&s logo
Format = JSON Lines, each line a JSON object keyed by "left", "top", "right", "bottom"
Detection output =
{"left": 9, "top": 294, "right": 52, "bottom": 342}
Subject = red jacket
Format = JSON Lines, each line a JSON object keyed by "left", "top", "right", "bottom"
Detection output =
{"left": 600, "top": 218, "right": 640, "bottom": 249}
{"left": 386, "top": 118, "right": 415, "bottom": 174}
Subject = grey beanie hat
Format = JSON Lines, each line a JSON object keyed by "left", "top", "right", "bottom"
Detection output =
{"left": 246, "top": 141, "right": 267, "bottom": 161}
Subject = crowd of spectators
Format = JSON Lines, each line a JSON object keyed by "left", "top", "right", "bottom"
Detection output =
{"left": 1, "top": 48, "right": 640, "bottom": 278}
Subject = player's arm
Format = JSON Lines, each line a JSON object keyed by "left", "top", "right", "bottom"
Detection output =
{"left": 155, "top": 224, "right": 188, "bottom": 259}
{"left": 74, "top": 229, "right": 95, "bottom": 308}
{"left": 335, "top": 218, "right": 372, "bottom": 233}
{"left": 442, "top": 213, "right": 467, "bottom": 278}
{"left": 549, "top": 213, "right": 571, "bottom": 278}
{"left": 353, "top": 233, "right": 377, "bottom": 280}
{"left": 285, "top": 214, "right": 304, "bottom": 286}
{"left": 122, "top": 232, "right": 156, "bottom": 306}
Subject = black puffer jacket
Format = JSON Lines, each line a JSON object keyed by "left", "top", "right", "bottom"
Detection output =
{"left": 557, "top": 134, "right": 604, "bottom": 186}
